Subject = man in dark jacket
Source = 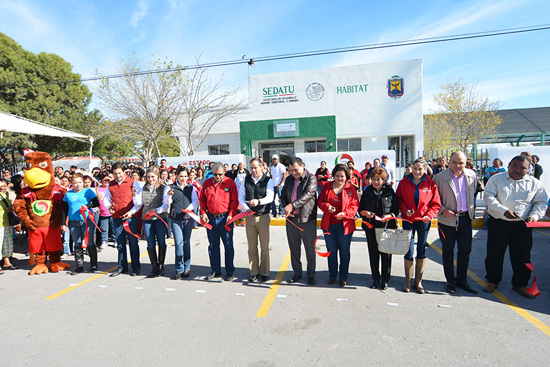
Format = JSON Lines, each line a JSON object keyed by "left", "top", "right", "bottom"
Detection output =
{"left": 281, "top": 157, "right": 318, "bottom": 285}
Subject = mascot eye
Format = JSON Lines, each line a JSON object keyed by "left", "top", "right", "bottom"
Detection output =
{"left": 39, "top": 161, "right": 48, "bottom": 169}
{"left": 26, "top": 163, "right": 33, "bottom": 169}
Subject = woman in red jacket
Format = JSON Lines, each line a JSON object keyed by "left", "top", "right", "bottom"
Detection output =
{"left": 318, "top": 164, "right": 359, "bottom": 287}
{"left": 396, "top": 158, "right": 441, "bottom": 294}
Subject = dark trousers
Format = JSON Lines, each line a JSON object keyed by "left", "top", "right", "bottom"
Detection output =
{"left": 206, "top": 213, "right": 235, "bottom": 275}
{"left": 438, "top": 217, "right": 472, "bottom": 284}
{"left": 112, "top": 216, "right": 140, "bottom": 273}
{"left": 485, "top": 216, "right": 533, "bottom": 287}
{"left": 286, "top": 218, "right": 316, "bottom": 277}
{"left": 364, "top": 228, "right": 392, "bottom": 282}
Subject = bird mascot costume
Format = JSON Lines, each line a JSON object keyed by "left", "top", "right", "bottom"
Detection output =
{"left": 13, "top": 150, "right": 70, "bottom": 275}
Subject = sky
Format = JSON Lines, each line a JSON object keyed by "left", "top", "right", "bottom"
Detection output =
{"left": 1, "top": 0, "right": 549, "bottom": 113}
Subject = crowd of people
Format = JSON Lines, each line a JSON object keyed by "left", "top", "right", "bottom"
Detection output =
{"left": 0, "top": 152, "right": 547, "bottom": 300}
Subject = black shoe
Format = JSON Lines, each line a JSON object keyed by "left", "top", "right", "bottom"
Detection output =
{"left": 88, "top": 266, "right": 98, "bottom": 273}
{"left": 380, "top": 281, "right": 388, "bottom": 290}
{"left": 288, "top": 275, "right": 301, "bottom": 283}
{"left": 108, "top": 243, "right": 116, "bottom": 248}
{"left": 328, "top": 278, "right": 336, "bottom": 285}
{"left": 205, "top": 272, "right": 222, "bottom": 280}
{"left": 371, "top": 279, "right": 380, "bottom": 289}
{"left": 147, "top": 269, "right": 159, "bottom": 278}
{"left": 110, "top": 269, "right": 124, "bottom": 277}
{"left": 130, "top": 272, "right": 139, "bottom": 277}
{"left": 182, "top": 271, "right": 190, "bottom": 278}
{"left": 159, "top": 265, "right": 165, "bottom": 277}
{"left": 445, "top": 282, "right": 456, "bottom": 294}
{"left": 248, "top": 275, "right": 258, "bottom": 283}
{"left": 226, "top": 274, "right": 236, "bottom": 281}
{"left": 260, "top": 275, "right": 269, "bottom": 282}
{"left": 456, "top": 282, "right": 478, "bottom": 294}
{"left": 173, "top": 273, "right": 182, "bottom": 280}
{"left": 308, "top": 277, "right": 317, "bottom": 285}
{"left": 339, "top": 280, "right": 347, "bottom": 287}
{"left": 70, "top": 266, "right": 84, "bottom": 276}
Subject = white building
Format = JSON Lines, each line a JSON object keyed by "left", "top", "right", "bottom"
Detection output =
{"left": 176, "top": 59, "right": 423, "bottom": 170}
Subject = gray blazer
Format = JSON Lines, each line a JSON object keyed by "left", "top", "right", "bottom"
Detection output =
{"left": 433, "top": 168, "right": 477, "bottom": 227}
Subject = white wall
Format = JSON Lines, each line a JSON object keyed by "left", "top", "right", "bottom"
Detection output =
{"left": 192, "top": 133, "right": 241, "bottom": 155}
{"left": 489, "top": 146, "right": 550, "bottom": 192}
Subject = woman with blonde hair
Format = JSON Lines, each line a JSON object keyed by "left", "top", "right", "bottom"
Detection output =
{"left": 141, "top": 166, "right": 171, "bottom": 277}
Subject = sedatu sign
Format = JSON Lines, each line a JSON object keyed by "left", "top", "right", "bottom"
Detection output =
{"left": 261, "top": 85, "right": 298, "bottom": 105}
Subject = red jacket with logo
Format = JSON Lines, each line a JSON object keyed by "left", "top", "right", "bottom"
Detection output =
{"left": 318, "top": 181, "right": 359, "bottom": 235}
{"left": 199, "top": 176, "right": 238, "bottom": 217}
{"left": 396, "top": 174, "right": 441, "bottom": 220}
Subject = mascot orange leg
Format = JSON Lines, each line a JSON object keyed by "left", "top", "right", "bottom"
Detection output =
{"left": 49, "top": 250, "right": 71, "bottom": 272}
{"left": 29, "top": 253, "right": 49, "bottom": 275}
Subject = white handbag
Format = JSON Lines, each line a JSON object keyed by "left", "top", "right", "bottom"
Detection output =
{"left": 375, "top": 225, "right": 412, "bottom": 255}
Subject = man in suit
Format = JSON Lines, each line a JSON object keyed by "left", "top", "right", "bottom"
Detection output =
{"left": 433, "top": 151, "right": 478, "bottom": 294}
{"left": 281, "top": 157, "right": 318, "bottom": 285}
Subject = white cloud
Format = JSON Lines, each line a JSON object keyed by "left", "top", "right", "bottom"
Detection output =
{"left": 131, "top": 0, "right": 150, "bottom": 28}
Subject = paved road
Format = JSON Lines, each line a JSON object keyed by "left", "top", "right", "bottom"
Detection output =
{"left": 1, "top": 223, "right": 549, "bottom": 366}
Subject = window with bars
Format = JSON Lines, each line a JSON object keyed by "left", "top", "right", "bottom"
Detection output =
{"left": 305, "top": 140, "right": 326, "bottom": 153}
{"left": 208, "top": 144, "right": 230, "bottom": 155}
{"left": 337, "top": 138, "right": 361, "bottom": 152}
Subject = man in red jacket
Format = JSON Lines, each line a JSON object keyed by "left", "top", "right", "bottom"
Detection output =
{"left": 200, "top": 161, "right": 239, "bottom": 281}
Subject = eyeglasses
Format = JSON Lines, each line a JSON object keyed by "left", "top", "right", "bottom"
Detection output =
{"left": 213, "top": 173, "right": 224, "bottom": 177}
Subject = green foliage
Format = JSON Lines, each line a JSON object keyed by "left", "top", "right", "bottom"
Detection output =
{"left": 0, "top": 32, "right": 93, "bottom": 160}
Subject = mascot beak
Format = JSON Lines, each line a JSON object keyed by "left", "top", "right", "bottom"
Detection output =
{"left": 24, "top": 168, "right": 51, "bottom": 189}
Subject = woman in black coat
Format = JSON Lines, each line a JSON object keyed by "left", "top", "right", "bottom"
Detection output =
{"left": 359, "top": 167, "right": 399, "bottom": 290}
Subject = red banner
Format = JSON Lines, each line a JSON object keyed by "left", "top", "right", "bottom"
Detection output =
{"left": 314, "top": 231, "right": 331, "bottom": 257}
{"left": 123, "top": 220, "right": 141, "bottom": 239}
{"left": 225, "top": 211, "right": 254, "bottom": 231}
{"left": 525, "top": 221, "right": 550, "bottom": 228}
{"left": 78, "top": 206, "right": 103, "bottom": 249}
{"left": 525, "top": 263, "right": 541, "bottom": 297}
{"left": 145, "top": 211, "right": 168, "bottom": 228}
{"left": 182, "top": 209, "right": 213, "bottom": 230}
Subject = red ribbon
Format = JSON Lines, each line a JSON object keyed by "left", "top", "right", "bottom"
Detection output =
{"left": 123, "top": 220, "right": 141, "bottom": 239}
{"left": 525, "top": 263, "right": 541, "bottom": 297}
{"left": 225, "top": 211, "right": 254, "bottom": 231}
{"left": 525, "top": 221, "right": 550, "bottom": 228}
{"left": 182, "top": 209, "right": 213, "bottom": 230}
{"left": 78, "top": 206, "right": 90, "bottom": 249}
{"left": 314, "top": 231, "right": 331, "bottom": 257}
{"left": 284, "top": 216, "right": 304, "bottom": 231}
{"left": 145, "top": 211, "right": 168, "bottom": 228}
{"left": 339, "top": 214, "right": 373, "bottom": 229}
{"left": 78, "top": 206, "right": 103, "bottom": 249}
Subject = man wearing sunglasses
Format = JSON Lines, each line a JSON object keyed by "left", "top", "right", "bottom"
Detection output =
{"left": 200, "top": 161, "right": 239, "bottom": 281}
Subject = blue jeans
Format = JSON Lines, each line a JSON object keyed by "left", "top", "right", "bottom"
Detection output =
{"left": 63, "top": 229, "right": 72, "bottom": 255}
{"left": 68, "top": 219, "right": 96, "bottom": 248}
{"left": 99, "top": 216, "right": 113, "bottom": 243}
{"left": 271, "top": 186, "right": 283, "bottom": 216}
{"left": 112, "top": 216, "right": 140, "bottom": 273}
{"left": 166, "top": 216, "right": 172, "bottom": 237}
{"left": 206, "top": 213, "right": 235, "bottom": 274}
{"left": 324, "top": 223, "right": 353, "bottom": 280}
{"left": 143, "top": 219, "right": 167, "bottom": 250}
{"left": 172, "top": 218, "right": 194, "bottom": 273}
{"left": 403, "top": 221, "right": 431, "bottom": 261}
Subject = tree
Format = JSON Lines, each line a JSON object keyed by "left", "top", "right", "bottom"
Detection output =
{"left": 424, "top": 78, "right": 503, "bottom": 152}
{"left": 177, "top": 65, "right": 247, "bottom": 156}
{"left": 0, "top": 32, "right": 94, "bottom": 160}
{"left": 93, "top": 56, "right": 186, "bottom": 164}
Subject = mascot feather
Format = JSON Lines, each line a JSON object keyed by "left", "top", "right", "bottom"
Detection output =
{"left": 12, "top": 151, "right": 70, "bottom": 275}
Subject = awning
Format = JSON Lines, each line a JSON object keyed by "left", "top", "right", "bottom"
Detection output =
{"left": 0, "top": 111, "right": 89, "bottom": 141}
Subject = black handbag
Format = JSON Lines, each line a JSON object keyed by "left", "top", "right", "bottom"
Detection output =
{"left": 0, "top": 194, "right": 20, "bottom": 226}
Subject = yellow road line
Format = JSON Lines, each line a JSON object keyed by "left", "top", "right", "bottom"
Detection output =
{"left": 429, "top": 241, "right": 550, "bottom": 337}
{"left": 256, "top": 250, "right": 291, "bottom": 318}
{"left": 45, "top": 247, "right": 153, "bottom": 301}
